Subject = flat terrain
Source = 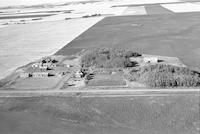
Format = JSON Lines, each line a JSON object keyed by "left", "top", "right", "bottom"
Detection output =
{"left": 0, "top": 14, "right": 55, "bottom": 19}
{"left": 0, "top": 95, "right": 199, "bottom": 134}
{"left": 10, "top": 77, "right": 62, "bottom": 90}
{"left": 56, "top": 12, "right": 200, "bottom": 70}
{"left": 0, "top": 1, "right": 200, "bottom": 134}
{"left": 0, "top": 17, "right": 103, "bottom": 79}
{"left": 87, "top": 73, "right": 126, "bottom": 87}
{"left": 2, "top": 0, "right": 200, "bottom": 79}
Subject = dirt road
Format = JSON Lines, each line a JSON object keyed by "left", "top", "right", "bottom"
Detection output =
{"left": 0, "top": 88, "right": 199, "bottom": 97}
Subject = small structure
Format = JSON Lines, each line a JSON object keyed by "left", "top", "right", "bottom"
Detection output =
{"left": 19, "top": 73, "right": 30, "bottom": 78}
{"left": 32, "top": 63, "right": 40, "bottom": 68}
{"left": 75, "top": 70, "right": 83, "bottom": 78}
{"left": 32, "top": 62, "right": 56, "bottom": 70}
{"left": 42, "top": 57, "right": 51, "bottom": 63}
{"left": 39, "top": 65, "right": 48, "bottom": 70}
{"left": 143, "top": 57, "right": 158, "bottom": 63}
{"left": 50, "top": 64, "right": 56, "bottom": 68}
{"left": 42, "top": 63, "right": 52, "bottom": 68}
{"left": 129, "top": 57, "right": 143, "bottom": 63}
{"left": 111, "top": 71, "right": 117, "bottom": 75}
{"left": 66, "top": 65, "right": 72, "bottom": 68}
{"left": 32, "top": 72, "right": 49, "bottom": 78}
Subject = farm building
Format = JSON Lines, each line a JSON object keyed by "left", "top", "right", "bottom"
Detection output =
{"left": 129, "top": 57, "right": 143, "bottom": 63}
{"left": 32, "top": 72, "right": 49, "bottom": 78}
{"left": 32, "top": 63, "right": 41, "bottom": 68}
{"left": 42, "top": 57, "right": 51, "bottom": 63}
{"left": 143, "top": 57, "right": 158, "bottom": 63}
{"left": 32, "top": 62, "right": 56, "bottom": 70}
{"left": 39, "top": 65, "right": 48, "bottom": 70}
{"left": 66, "top": 65, "right": 73, "bottom": 68}
{"left": 19, "top": 72, "right": 30, "bottom": 78}
{"left": 42, "top": 63, "right": 56, "bottom": 69}
{"left": 75, "top": 70, "right": 83, "bottom": 78}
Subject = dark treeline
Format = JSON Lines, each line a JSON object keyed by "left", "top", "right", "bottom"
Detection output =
{"left": 127, "top": 64, "right": 200, "bottom": 88}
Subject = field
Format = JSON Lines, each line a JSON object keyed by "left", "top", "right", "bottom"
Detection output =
{"left": 0, "top": 95, "right": 199, "bottom": 134}
{"left": 2, "top": 1, "right": 200, "bottom": 80}
{"left": 0, "top": 1, "right": 200, "bottom": 134}
{"left": 87, "top": 73, "right": 126, "bottom": 86}
{"left": 9, "top": 77, "right": 62, "bottom": 90}
{"left": 0, "top": 17, "right": 103, "bottom": 79}
{"left": 56, "top": 12, "right": 200, "bottom": 70}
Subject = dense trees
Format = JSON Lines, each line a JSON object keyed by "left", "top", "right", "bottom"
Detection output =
{"left": 81, "top": 48, "right": 141, "bottom": 68}
{"left": 127, "top": 64, "right": 200, "bottom": 88}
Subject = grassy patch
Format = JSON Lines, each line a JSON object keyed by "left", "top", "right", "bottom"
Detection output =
{"left": 87, "top": 73, "right": 126, "bottom": 86}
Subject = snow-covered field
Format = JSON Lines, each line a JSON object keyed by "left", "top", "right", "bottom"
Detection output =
{"left": 122, "top": 6, "right": 147, "bottom": 15}
{"left": 0, "top": 17, "right": 103, "bottom": 79}
{"left": 161, "top": 2, "right": 200, "bottom": 13}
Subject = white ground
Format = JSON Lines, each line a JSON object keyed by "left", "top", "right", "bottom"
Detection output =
{"left": 161, "top": 2, "right": 200, "bottom": 13}
{"left": 113, "top": 0, "right": 180, "bottom": 6}
{"left": 0, "top": 17, "right": 103, "bottom": 79}
{"left": 122, "top": 6, "right": 147, "bottom": 15}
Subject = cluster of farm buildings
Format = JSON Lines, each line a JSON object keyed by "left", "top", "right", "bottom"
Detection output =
{"left": 18, "top": 53, "right": 181, "bottom": 80}
{"left": 19, "top": 57, "right": 83, "bottom": 78}
{"left": 19, "top": 57, "right": 60, "bottom": 78}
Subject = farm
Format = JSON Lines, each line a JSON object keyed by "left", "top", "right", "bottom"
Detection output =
{"left": 0, "top": 17, "right": 103, "bottom": 79}
{"left": 0, "top": 1, "right": 200, "bottom": 134}
{"left": 1, "top": 47, "right": 200, "bottom": 89}
{"left": 77, "top": 48, "right": 200, "bottom": 88}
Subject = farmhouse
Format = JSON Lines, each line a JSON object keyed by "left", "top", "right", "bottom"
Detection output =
{"left": 32, "top": 72, "right": 49, "bottom": 78}
{"left": 143, "top": 57, "right": 158, "bottom": 63}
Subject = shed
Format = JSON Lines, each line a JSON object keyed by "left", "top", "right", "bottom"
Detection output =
{"left": 129, "top": 57, "right": 143, "bottom": 63}
{"left": 75, "top": 71, "right": 83, "bottom": 78}
{"left": 32, "top": 72, "right": 49, "bottom": 78}
{"left": 143, "top": 57, "right": 158, "bottom": 63}
{"left": 32, "top": 63, "right": 40, "bottom": 68}
{"left": 19, "top": 73, "right": 30, "bottom": 78}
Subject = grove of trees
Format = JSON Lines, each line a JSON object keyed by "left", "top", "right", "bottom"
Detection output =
{"left": 81, "top": 48, "right": 141, "bottom": 68}
{"left": 126, "top": 64, "right": 200, "bottom": 88}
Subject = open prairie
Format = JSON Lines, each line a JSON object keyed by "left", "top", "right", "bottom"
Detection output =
{"left": 56, "top": 12, "right": 200, "bottom": 69}
{"left": 0, "top": 95, "right": 199, "bottom": 134}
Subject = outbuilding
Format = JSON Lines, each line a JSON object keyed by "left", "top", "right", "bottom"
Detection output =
{"left": 32, "top": 63, "right": 40, "bottom": 68}
{"left": 32, "top": 72, "right": 49, "bottom": 78}
{"left": 129, "top": 57, "right": 143, "bottom": 63}
{"left": 19, "top": 73, "right": 30, "bottom": 78}
{"left": 143, "top": 57, "right": 158, "bottom": 63}
{"left": 75, "top": 70, "right": 83, "bottom": 78}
